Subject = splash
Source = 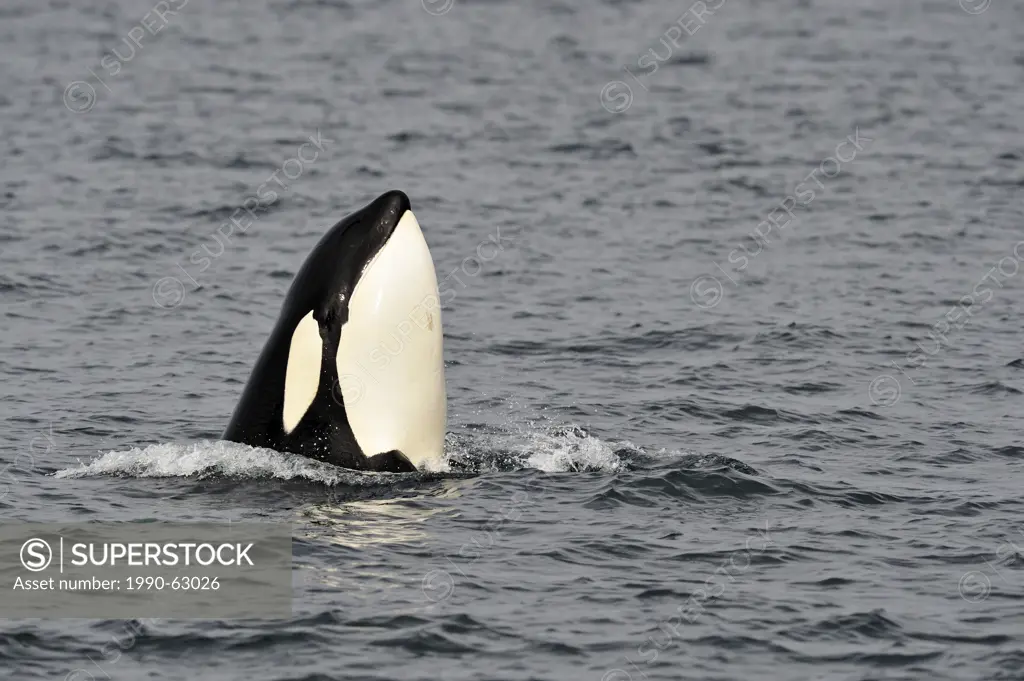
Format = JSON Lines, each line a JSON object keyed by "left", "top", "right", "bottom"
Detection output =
{"left": 53, "top": 440, "right": 379, "bottom": 485}
{"left": 53, "top": 425, "right": 632, "bottom": 481}
{"left": 521, "top": 427, "right": 629, "bottom": 472}
{"left": 445, "top": 425, "right": 633, "bottom": 474}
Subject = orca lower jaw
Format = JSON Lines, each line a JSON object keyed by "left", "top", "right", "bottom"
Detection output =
{"left": 334, "top": 209, "right": 447, "bottom": 471}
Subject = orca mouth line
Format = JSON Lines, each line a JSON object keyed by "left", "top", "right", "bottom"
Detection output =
{"left": 350, "top": 190, "right": 412, "bottom": 264}
{"left": 355, "top": 218, "right": 401, "bottom": 283}
{"left": 270, "top": 190, "right": 413, "bottom": 331}
{"left": 325, "top": 190, "right": 411, "bottom": 308}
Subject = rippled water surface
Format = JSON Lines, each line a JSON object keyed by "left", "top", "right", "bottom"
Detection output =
{"left": 3, "top": 0, "right": 1024, "bottom": 679}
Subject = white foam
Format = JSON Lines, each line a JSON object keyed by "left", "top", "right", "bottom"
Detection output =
{"left": 54, "top": 440, "right": 381, "bottom": 485}
{"left": 444, "top": 425, "right": 630, "bottom": 474}
{"left": 520, "top": 428, "right": 626, "bottom": 473}
{"left": 52, "top": 425, "right": 628, "bottom": 481}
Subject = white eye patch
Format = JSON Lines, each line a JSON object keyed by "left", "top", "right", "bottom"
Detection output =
{"left": 282, "top": 311, "right": 323, "bottom": 434}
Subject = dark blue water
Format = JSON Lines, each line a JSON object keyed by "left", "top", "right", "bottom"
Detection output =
{"left": 3, "top": 0, "right": 1024, "bottom": 679}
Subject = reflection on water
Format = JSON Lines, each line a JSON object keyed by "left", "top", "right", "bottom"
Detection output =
{"left": 302, "top": 497, "right": 457, "bottom": 549}
{"left": 298, "top": 489, "right": 464, "bottom": 595}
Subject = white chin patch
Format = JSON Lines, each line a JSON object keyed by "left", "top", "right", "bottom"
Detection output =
{"left": 336, "top": 209, "right": 447, "bottom": 470}
{"left": 282, "top": 311, "right": 323, "bottom": 434}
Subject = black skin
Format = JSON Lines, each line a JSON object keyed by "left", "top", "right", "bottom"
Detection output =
{"left": 222, "top": 190, "right": 417, "bottom": 473}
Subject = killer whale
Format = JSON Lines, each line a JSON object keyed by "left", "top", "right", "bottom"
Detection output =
{"left": 223, "top": 190, "right": 446, "bottom": 472}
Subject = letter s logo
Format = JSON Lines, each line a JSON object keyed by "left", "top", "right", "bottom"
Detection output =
{"left": 21, "top": 538, "right": 52, "bottom": 571}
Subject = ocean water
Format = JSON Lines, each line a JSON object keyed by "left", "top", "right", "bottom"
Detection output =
{"left": 3, "top": 0, "right": 1024, "bottom": 678}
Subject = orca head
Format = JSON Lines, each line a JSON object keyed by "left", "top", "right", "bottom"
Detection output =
{"left": 229, "top": 190, "right": 446, "bottom": 471}
{"left": 283, "top": 190, "right": 412, "bottom": 323}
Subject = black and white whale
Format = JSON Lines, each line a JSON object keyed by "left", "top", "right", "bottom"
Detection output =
{"left": 223, "top": 190, "right": 446, "bottom": 473}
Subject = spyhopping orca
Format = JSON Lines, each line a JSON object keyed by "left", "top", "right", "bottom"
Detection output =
{"left": 223, "top": 190, "right": 446, "bottom": 472}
